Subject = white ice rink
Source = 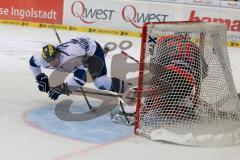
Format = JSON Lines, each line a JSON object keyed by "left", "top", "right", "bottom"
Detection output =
{"left": 1, "top": 24, "right": 240, "bottom": 160}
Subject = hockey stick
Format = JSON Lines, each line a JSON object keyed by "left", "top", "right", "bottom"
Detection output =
{"left": 52, "top": 27, "right": 93, "bottom": 110}
{"left": 74, "top": 89, "right": 123, "bottom": 98}
{"left": 121, "top": 50, "right": 140, "bottom": 63}
{"left": 73, "top": 87, "right": 139, "bottom": 104}
{"left": 121, "top": 50, "right": 150, "bottom": 70}
{"left": 119, "top": 100, "right": 131, "bottom": 124}
{"left": 51, "top": 84, "right": 125, "bottom": 98}
{"left": 53, "top": 27, "right": 62, "bottom": 45}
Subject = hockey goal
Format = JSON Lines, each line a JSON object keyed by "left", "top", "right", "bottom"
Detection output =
{"left": 135, "top": 21, "right": 240, "bottom": 146}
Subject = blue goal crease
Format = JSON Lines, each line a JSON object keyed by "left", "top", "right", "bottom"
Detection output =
{"left": 25, "top": 103, "right": 134, "bottom": 144}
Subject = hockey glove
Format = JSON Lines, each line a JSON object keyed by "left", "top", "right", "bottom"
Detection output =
{"left": 49, "top": 83, "right": 71, "bottom": 100}
{"left": 36, "top": 73, "right": 49, "bottom": 93}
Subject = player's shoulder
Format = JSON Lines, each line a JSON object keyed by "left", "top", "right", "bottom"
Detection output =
{"left": 32, "top": 52, "right": 48, "bottom": 67}
{"left": 32, "top": 52, "right": 43, "bottom": 61}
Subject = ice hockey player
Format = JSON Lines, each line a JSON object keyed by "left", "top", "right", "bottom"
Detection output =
{"left": 143, "top": 33, "right": 208, "bottom": 121}
{"left": 29, "top": 35, "right": 136, "bottom": 125}
{"left": 29, "top": 36, "right": 131, "bottom": 100}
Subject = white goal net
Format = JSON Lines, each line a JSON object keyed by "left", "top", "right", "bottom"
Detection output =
{"left": 135, "top": 21, "right": 240, "bottom": 146}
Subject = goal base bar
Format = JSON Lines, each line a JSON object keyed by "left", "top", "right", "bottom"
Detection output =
{"left": 136, "top": 128, "right": 240, "bottom": 146}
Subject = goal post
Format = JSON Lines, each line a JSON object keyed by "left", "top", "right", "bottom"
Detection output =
{"left": 135, "top": 21, "right": 240, "bottom": 146}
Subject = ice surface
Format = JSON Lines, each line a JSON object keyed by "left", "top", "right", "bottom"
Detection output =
{"left": 0, "top": 24, "right": 240, "bottom": 160}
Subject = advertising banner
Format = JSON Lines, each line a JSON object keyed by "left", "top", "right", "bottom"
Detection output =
{"left": 63, "top": 0, "right": 176, "bottom": 32}
{"left": 0, "top": 0, "right": 238, "bottom": 46}
{"left": 63, "top": 0, "right": 240, "bottom": 43}
{"left": 0, "top": 0, "right": 64, "bottom": 24}
{"left": 183, "top": 7, "right": 240, "bottom": 42}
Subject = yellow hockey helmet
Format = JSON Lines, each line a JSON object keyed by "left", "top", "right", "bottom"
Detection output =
{"left": 42, "top": 44, "right": 59, "bottom": 62}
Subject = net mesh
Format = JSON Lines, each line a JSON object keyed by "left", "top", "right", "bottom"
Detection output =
{"left": 135, "top": 22, "right": 240, "bottom": 146}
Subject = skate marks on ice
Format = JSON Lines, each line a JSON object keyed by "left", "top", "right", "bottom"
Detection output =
{"left": 24, "top": 100, "right": 133, "bottom": 144}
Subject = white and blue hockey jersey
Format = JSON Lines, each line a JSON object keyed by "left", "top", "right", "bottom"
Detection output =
{"left": 29, "top": 36, "right": 98, "bottom": 87}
